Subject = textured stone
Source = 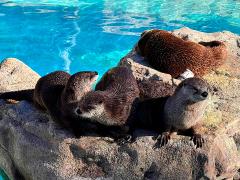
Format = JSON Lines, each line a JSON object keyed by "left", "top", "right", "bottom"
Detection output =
{"left": 0, "top": 100, "right": 239, "bottom": 180}
{"left": 0, "top": 28, "right": 240, "bottom": 180}
{"left": 0, "top": 58, "right": 40, "bottom": 92}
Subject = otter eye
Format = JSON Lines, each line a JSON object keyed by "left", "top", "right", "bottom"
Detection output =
{"left": 75, "top": 108, "right": 82, "bottom": 115}
{"left": 192, "top": 87, "right": 199, "bottom": 93}
{"left": 98, "top": 100, "right": 103, "bottom": 104}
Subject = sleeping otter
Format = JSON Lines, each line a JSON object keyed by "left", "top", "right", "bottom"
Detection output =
{"left": 137, "top": 29, "right": 227, "bottom": 78}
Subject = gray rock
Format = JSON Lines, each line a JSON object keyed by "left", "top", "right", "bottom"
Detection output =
{"left": 0, "top": 58, "right": 40, "bottom": 92}
{"left": 0, "top": 28, "right": 240, "bottom": 180}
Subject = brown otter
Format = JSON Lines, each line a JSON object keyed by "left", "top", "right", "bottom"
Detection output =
{"left": 75, "top": 66, "right": 140, "bottom": 139}
{"left": 137, "top": 29, "right": 227, "bottom": 78}
{"left": 134, "top": 77, "right": 210, "bottom": 148}
{"left": 0, "top": 71, "right": 99, "bottom": 136}
{"left": 137, "top": 78, "right": 176, "bottom": 99}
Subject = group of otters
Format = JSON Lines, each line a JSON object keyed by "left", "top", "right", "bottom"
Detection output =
{"left": 0, "top": 29, "right": 227, "bottom": 148}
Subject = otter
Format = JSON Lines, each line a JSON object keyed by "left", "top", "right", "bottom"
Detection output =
{"left": 134, "top": 77, "right": 210, "bottom": 148}
{"left": 137, "top": 78, "right": 176, "bottom": 99}
{"left": 75, "top": 66, "right": 140, "bottom": 140}
{"left": 137, "top": 29, "right": 227, "bottom": 78}
{"left": 0, "top": 71, "right": 99, "bottom": 135}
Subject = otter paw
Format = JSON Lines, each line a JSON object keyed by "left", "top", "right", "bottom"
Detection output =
{"left": 190, "top": 134, "right": 205, "bottom": 148}
{"left": 116, "top": 135, "right": 135, "bottom": 145}
{"left": 152, "top": 132, "right": 171, "bottom": 149}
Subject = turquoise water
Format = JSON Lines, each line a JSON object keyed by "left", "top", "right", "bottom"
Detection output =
{"left": 0, "top": 0, "right": 240, "bottom": 178}
{"left": 0, "top": 0, "right": 239, "bottom": 77}
{"left": 0, "top": 169, "right": 8, "bottom": 180}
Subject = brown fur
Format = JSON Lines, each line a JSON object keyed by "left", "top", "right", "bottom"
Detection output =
{"left": 0, "top": 71, "right": 99, "bottom": 136}
{"left": 134, "top": 77, "right": 210, "bottom": 148}
{"left": 137, "top": 29, "right": 227, "bottom": 78}
{"left": 78, "top": 66, "right": 140, "bottom": 127}
{"left": 137, "top": 79, "right": 175, "bottom": 99}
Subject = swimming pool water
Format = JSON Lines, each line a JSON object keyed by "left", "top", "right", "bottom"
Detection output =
{"left": 0, "top": 0, "right": 240, "bottom": 179}
{"left": 0, "top": 0, "right": 239, "bottom": 78}
{"left": 0, "top": 169, "right": 8, "bottom": 180}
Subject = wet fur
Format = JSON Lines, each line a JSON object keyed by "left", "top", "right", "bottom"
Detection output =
{"left": 137, "top": 29, "right": 227, "bottom": 78}
{"left": 79, "top": 67, "right": 140, "bottom": 127}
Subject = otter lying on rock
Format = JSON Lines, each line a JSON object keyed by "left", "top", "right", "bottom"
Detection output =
{"left": 134, "top": 77, "right": 210, "bottom": 148}
{"left": 0, "top": 71, "right": 99, "bottom": 136}
{"left": 76, "top": 66, "right": 140, "bottom": 140}
{"left": 137, "top": 29, "right": 227, "bottom": 78}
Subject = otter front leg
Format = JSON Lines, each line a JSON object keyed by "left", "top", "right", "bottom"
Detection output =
{"left": 115, "top": 127, "right": 136, "bottom": 145}
{"left": 153, "top": 127, "right": 174, "bottom": 149}
{"left": 116, "top": 134, "right": 135, "bottom": 145}
{"left": 190, "top": 134, "right": 205, "bottom": 148}
{"left": 181, "top": 124, "right": 206, "bottom": 148}
{"left": 189, "top": 124, "right": 205, "bottom": 148}
{"left": 109, "top": 126, "right": 135, "bottom": 145}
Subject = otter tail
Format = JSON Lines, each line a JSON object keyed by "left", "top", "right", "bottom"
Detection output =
{"left": 0, "top": 89, "right": 34, "bottom": 102}
{"left": 199, "top": 41, "right": 228, "bottom": 66}
{"left": 211, "top": 41, "right": 228, "bottom": 65}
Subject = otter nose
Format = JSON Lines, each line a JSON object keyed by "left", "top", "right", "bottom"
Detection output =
{"left": 201, "top": 91, "right": 208, "bottom": 98}
{"left": 75, "top": 108, "right": 82, "bottom": 115}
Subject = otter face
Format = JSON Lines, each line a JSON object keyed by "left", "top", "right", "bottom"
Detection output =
{"left": 75, "top": 91, "right": 105, "bottom": 119}
{"left": 61, "top": 71, "right": 99, "bottom": 117}
{"left": 76, "top": 71, "right": 99, "bottom": 89}
{"left": 63, "top": 71, "right": 99, "bottom": 101}
{"left": 176, "top": 78, "right": 210, "bottom": 103}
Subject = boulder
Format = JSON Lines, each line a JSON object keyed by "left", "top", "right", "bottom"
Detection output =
{"left": 0, "top": 58, "right": 40, "bottom": 92}
{"left": 0, "top": 28, "right": 240, "bottom": 180}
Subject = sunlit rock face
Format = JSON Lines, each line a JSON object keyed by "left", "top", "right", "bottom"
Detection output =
{"left": 0, "top": 28, "right": 240, "bottom": 180}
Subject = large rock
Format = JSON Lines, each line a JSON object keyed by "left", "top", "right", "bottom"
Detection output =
{"left": 0, "top": 100, "right": 239, "bottom": 180}
{"left": 0, "top": 58, "right": 40, "bottom": 92}
{"left": 0, "top": 28, "right": 240, "bottom": 180}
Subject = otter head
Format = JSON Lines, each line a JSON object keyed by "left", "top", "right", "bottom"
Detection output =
{"left": 67, "top": 71, "right": 99, "bottom": 93}
{"left": 75, "top": 91, "right": 106, "bottom": 120}
{"left": 60, "top": 71, "right": 98, "bottom": 118}
{"left": 175, "top": 77, "right": 210, "bottom": 103}
{"left": 62, "top": 71, "right": 98, "bottom": 102}
{"left": 136, "top": 29, "right": 160, "bottom": 56}
{"left": 76, "top": 91, "right": 120, "bottom": 126}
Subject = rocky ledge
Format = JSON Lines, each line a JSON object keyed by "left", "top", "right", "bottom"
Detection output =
{"left": 0, "top": 28, "right": 240, "bottom": 180}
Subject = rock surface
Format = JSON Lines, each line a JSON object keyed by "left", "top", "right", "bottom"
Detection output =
{"left": 0, "top": 58, "right": 40, "bottom": 92}
{"left": 0, "top": 28, "right": 240, "bottom": 180}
